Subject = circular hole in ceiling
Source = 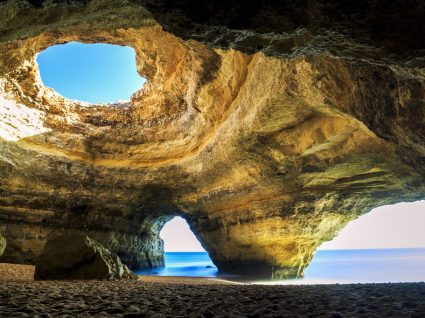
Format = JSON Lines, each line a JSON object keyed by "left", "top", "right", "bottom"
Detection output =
{"left": 36, "top": 42, "right": 146, "bottom": 105}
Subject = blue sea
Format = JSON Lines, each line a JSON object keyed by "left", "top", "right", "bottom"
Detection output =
{"left": 137, "top": 248, "right": 425, "bottom": 284}
{"left": 137, "top": 252, "right": 219, "bottom": 278}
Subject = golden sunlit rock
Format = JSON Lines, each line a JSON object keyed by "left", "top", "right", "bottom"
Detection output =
{"left": 0, "top": 0, "right": 424, "bottom": 278}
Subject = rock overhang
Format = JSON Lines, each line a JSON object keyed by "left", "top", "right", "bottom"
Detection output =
{"left": 0, "top": 0, "right": 424, "bottom": 278}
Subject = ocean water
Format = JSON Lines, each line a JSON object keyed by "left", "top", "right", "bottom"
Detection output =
{"left": 137, "top": 248, "right": 425, "bottom": 284}
{"left": 137, "top": 252, "right": 219, "bottom": 278}
{"left": 295, "top": 248, "right": 425, "bottom": 285}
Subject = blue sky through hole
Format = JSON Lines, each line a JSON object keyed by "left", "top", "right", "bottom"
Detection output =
{"left": 36, "top": 42, "right": 146, "bottom": 104}
{"left": 161, "top": 201, "right": 425, "bottom": 252}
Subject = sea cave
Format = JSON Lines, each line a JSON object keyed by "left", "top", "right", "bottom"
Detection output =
{"left": 0, "top": 0, "right": 424, "bottom": 316}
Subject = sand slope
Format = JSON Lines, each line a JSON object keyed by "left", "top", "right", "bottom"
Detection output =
{"left": 0, "top": 263, "right": 425, "bottom": 317}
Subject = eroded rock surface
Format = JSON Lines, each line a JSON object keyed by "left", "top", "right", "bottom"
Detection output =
{"left": 0, "top": 234, "right": 6, "bottom": 257}
{"left": 0, "top": 0, "right": 424, "bottom": 278}
{"left": 34, "top": 234, "right": 137, "bottom": 280}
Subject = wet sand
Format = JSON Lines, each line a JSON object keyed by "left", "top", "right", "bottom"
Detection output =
{"left": 1, "top": 263, "right": 425, "bottom": 317}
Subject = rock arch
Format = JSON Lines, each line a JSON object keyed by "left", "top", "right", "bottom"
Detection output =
{"left": 0, "top": 0, "right": 424, "bottom": 278}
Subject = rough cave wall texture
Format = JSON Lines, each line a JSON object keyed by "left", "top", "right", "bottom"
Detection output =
{"left": 0, "top": 0, "right": 424, "bottom": 278}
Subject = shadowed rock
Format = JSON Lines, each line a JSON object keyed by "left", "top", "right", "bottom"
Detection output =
{"left": 34, "top": 234, "right": 137, "bottom": 280}
{"left": 0, "top": 235, "right": 6, "bottom": 257}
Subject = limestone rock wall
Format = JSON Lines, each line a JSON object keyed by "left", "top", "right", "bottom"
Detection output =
{"left": 0, "top": 0, "right": 424, "bottom": 277}
{"left": 0, "top": 234, "right": 6, "bottom": 256}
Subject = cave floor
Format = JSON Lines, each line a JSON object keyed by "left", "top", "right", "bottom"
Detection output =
{"left": 0, "top": 265, "right": 424, "bottom": 317}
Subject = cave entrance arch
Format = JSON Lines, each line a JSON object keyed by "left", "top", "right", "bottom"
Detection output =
{"left": 319, "top": 200, "right": 425, "bottom": 251}
{"left": 36, "top": 42, "right": 146, "bottom": 104}
{"left": 300, "top": 200, "right": 425, "bottom": 284}
{"left": 140, "top": 216, "right": 218, "bottom": 277}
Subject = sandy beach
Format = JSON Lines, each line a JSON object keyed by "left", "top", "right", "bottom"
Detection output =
{"left": 0, "top": 263, "right": 424, "bottom": 317}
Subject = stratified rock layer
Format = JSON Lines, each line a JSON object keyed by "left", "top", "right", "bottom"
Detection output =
{"left": 0, "top": 0, "right": 424, "bottom": 278}
{"left": 34, "top": 234, "right": 137, "bottom": 280}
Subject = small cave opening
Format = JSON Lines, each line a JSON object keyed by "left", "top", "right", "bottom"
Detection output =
{"left": 297, "top": 200, "right": 425, "bottom": 284}
{"left": 36, "top": 42, "right": 146, "bottom": 104}
{"left": 140, "top": 216, "right": 218, "bottom": 277}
